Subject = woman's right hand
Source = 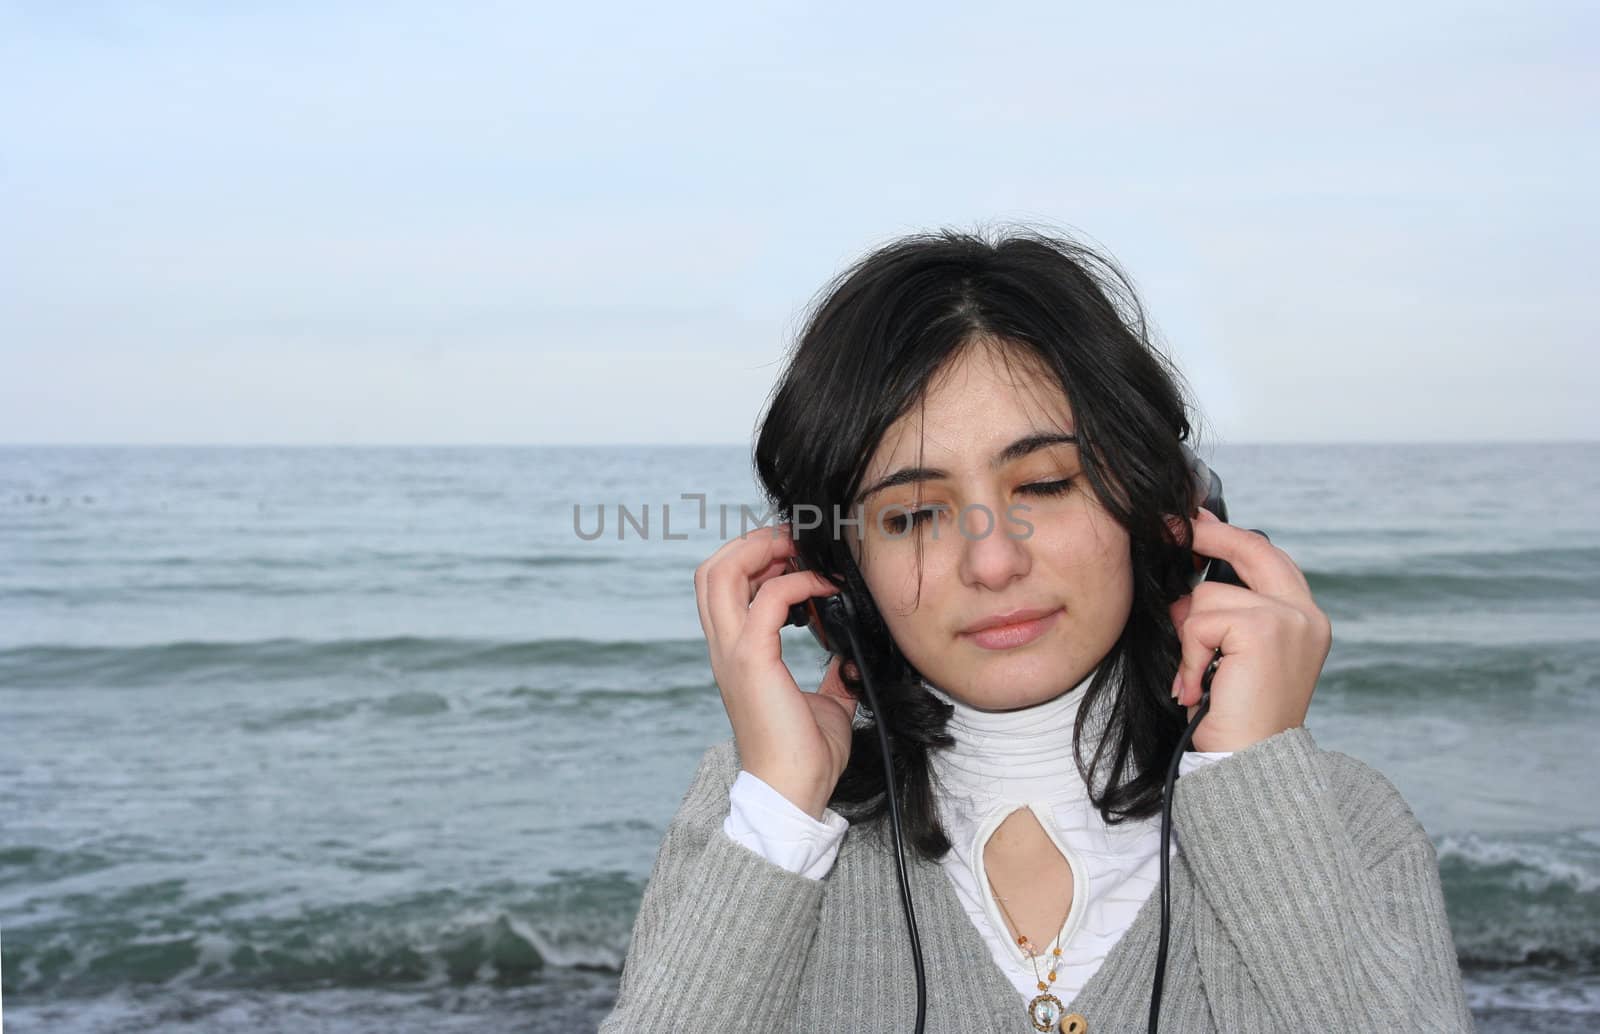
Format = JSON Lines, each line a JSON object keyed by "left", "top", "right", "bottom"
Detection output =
{"left": 693, "top": 521, "right": 859, "bottom": 822}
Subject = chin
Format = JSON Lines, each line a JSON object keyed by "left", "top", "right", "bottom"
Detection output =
{"left": 979, "top": 689, "right": 1057, "bottom": 713}
{"left": 946, "top": 663, "right": 1077, "bottom": 712}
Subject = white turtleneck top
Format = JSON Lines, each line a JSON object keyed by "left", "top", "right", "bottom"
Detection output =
{"left": 721, "top": 669, "right": 1232, "bottom": 1004}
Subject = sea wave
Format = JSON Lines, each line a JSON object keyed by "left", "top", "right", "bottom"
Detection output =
{"left": 1, "top": 869, "right": 644, "bottom": 997}
{"left": 1438, "top": 828, "right": 1600, "bottom": 976}
{"left": 0, "top": 636, "right": 711, "bottom": 689}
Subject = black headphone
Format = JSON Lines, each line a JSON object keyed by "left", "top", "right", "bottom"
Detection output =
{"left": 784, "top": 443, "right": 1267, "bottom": 1033}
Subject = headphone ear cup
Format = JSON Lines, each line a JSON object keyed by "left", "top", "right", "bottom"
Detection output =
{"left": 785, "top": 597, "right": 819, "bottom": 635}
{"left": 817, "top": 594, "right": 855, "bottom": 656}
{"left": 784, "top": 597, "right": 836, "bottom": 654}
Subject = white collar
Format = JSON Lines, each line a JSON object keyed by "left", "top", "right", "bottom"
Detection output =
{"left": 921, "top": 665, "right": 1105, "bottom": 806}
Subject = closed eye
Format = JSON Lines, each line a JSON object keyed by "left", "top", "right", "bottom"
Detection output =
{"left": 882, "top": 504, "right": 948, "bottom": 534}
{"left": 1019, "top": 478, "right": 1074, "bottom": 496}
{"left": 880, "top": 479, "right": 1074, "bottom": 534}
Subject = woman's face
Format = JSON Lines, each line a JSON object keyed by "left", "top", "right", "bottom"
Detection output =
{"left": 848, "top": 339, "right": 1133, "bottom": 712}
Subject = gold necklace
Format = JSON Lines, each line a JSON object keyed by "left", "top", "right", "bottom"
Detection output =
{"left": 988, "top": 880, "right": 1089, "bottom": 1033}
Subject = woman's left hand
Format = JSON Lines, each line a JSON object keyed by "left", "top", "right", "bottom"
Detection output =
{"left": 1167, "top": 507, "right": 1332, "bottom": 752}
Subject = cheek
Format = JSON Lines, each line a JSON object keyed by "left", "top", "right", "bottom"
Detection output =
{"left": 1045, "top": 507, "right": 1128, "bottom": 569}
{"left": 1102, "top": 539, "right": 1137, "bottom": 616}
{"left": 861, "top": 554, "right": 957, "bottom": 656}
{"left": 1101, "top": 530, "right": 1135, "bottom": 590}
{"left": 1060, "top": 519, "right": 1135, "bottom": 607}
{"left": 859, "top": 558, "right": 924, "bottom": 634}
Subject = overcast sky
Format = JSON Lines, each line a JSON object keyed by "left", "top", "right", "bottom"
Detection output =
{"left": 2, "top": 1, "right": 1594, "bottom": 445}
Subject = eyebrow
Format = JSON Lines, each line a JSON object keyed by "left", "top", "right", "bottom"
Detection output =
{"left": 854, "top": 432, "right": 1080, "bottom": 504}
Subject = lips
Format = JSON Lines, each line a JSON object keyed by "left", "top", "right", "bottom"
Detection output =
{"left": 961, "top": 606, "right": 1060, "bottom": 635}
{"left": 960, "top": 607, "right": 1063, "bottom": 651}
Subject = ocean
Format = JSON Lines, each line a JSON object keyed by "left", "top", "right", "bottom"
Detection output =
{"left": 2, "top": 442, "right": 1596, "bottom": 1033}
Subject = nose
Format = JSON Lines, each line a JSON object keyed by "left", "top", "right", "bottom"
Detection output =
{"left": 955, "top": 501, "right": 1031, "bottom": 591}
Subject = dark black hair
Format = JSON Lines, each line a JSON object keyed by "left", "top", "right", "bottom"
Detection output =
{"left": 752, "top": 225, "right": 1210, "bottom": 863}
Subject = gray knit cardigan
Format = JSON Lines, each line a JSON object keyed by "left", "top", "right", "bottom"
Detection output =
{"left": 600, "top": 724, "right": 1476, "bottom": 1032}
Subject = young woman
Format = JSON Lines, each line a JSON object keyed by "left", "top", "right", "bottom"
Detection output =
{"left": 600, "top": 230, "right": 1474, "bottom": 1033}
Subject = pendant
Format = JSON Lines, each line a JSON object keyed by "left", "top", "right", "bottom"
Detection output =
{"left": 1027, "top": 992, "right": 1063, "bottom": 1031}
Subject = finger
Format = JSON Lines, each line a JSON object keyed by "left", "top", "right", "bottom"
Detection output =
{"left": 739, "top": 569, "right": 846, "bottom": 664}
{"left": 1187, "top": 579, "right": 1263, "bottom": 610}
{"left": 1196, "top": 508, "right": 1318, "bottom": 608}
{"left": 1188, "top": 514, "right": 1311, "bottom": 603}
{"left": 1170, "top": 577, "right": 1258, "bottom": 631}
{"left": 701, "top": 524, "right": 800, "bottom": 643}
{"left": 694, "top": 522, "right": 790, "bottom": 640}
{"left": 1173, "top": 605, "right": 1251, "bottom": 706}
{"left": 751, "top": 555, "right": 791, "bottom": 591}
{"left": 700, "top": 520, "right": 793, "bottom": 572}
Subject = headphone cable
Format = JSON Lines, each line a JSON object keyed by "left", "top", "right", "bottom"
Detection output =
{"left": 1149, "top": 649, "right": 1220, "bottom": 1033}
{"left": 834, "top": 596, "right": 928, "bottom": 1034}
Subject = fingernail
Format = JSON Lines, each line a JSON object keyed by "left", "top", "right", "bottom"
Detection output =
{"left": 1171, "top": 673, "right": 1183, "bottom": 701}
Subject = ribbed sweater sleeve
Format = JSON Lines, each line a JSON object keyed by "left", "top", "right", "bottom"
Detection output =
{"left": 598, "top": 738, "right": 828, "bottom": 1034}
{"left": 1172, "top": 724, "right": 1476, "bottom": 1033}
